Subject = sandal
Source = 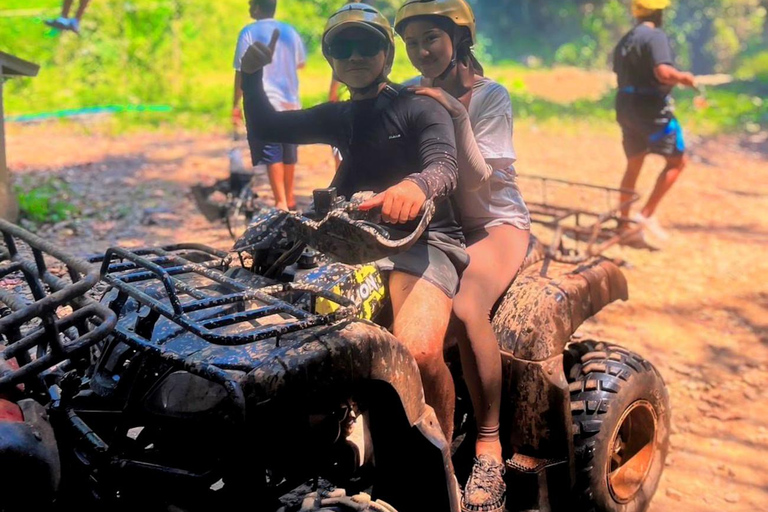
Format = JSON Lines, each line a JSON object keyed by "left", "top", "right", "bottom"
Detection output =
{"left": 461, "top": 454, "right": 506, "bottom": 512}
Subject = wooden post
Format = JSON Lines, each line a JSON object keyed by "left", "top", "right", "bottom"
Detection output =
{"left": 0, "top": 78, "right": 18, "bottom": 221}
{"left": 0, "top": 51, "right": 40, "bottom": 222}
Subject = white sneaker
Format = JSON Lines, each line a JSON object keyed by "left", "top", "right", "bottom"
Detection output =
{"left": 620, "top": 228, "right": 660, "bottom": 250}
{"left": 632, "top": 212, "right": 669, "bottom": 241}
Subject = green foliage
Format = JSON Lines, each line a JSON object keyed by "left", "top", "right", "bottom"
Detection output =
{"left": 472, "top": 0, "right": 767, "bottom": 73}
{"left": 736, "top": 50, "right": 768, "bottom": 81}
{"left": 677, "top": 80, "right": 768, "bottom": 132}
{"left": 487, "top": 56, "right": 767, "bottom": 133}
{"left": 14, "top": 179, "right": 77, "bottom": 224}
{"left": 0, "top": 0, "right": 420, "bottom": 129}
{"left": 554, "top": 37, "right": 599, "bottom": 67}
{"left": 1, "top": 0, "right": 764, "bottom": 135}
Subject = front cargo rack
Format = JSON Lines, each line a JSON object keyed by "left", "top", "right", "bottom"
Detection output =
{"left": 91, "top": 244, "right": 360, "bottom": 347}
{"left": 0, "top": 219, "right": 117, "bottom": 391}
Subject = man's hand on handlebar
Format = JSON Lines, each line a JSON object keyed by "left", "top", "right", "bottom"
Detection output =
{"left": 358, "top": 180, "right": 427, "bottom": 224}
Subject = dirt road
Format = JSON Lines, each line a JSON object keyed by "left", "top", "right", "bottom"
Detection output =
{"left": 6, "top": 118, "right": 768, "bottom": 511}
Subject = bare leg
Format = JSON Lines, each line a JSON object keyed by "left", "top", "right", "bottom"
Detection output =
{"left": 61, "top": 0, "right": 74, "bottom": 17}
{"left": 74, "top": 0, "right": 91, "bottom": 21}
{"left": 641, "top": 154, "right": 687, "bottom": 218}
{"left": 619, "top": 153, "right": 646, "bottom": 219}
{"left": 453, "top": 226, "right": 530, "bottom": 463}
{"left": 267, "top": 162, "right": 288, "bottom": 210}
{"left": 283, "top": 163, "right": 296, "bottom": 209}
{"left": 389, "top": 271, "right": 455, "bottom": 440}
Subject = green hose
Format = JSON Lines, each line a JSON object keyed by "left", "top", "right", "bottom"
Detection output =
{"left": 5, "top": 104, "right": 172, "bottom": 123}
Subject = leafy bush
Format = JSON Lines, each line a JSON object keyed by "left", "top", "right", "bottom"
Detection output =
{"left": 15, "top": 179, "right": 78, "bottom": 224}
{"left": 735, "top": 51, "right": 768, "bottom": 82}
{"left": 554, "top": 37, "right": 598, "bottom": 67}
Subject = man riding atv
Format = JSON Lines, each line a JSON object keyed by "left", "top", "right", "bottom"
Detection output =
{"left": 240, "top": 3, "right": 466, "bottom": 445}
{"left": 614, "top": 0, "right": 697, "bottom": 246}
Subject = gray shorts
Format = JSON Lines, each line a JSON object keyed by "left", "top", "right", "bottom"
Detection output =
{"left": 376, "top": 231, "right": 469, "bottom": 298}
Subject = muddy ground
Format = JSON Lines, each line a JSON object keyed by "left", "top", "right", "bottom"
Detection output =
{"left": 5, "top": 77, "right": 768, "bottom": 511}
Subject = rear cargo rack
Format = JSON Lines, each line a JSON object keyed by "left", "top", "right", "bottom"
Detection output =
{"left": 518, "top": 174, "right": 642, "bottom": 263}
{"left": 91, "top": 244, "right": 359, "bottom": 346}
{"left": 0, "top": 220, "right": 116, "bottom": 390}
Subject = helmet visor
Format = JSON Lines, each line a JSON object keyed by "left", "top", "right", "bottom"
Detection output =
{"left": 327, "top": 37, "right": 386, "bottom": 60}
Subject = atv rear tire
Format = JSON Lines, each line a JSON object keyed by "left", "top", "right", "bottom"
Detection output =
{"left": 565, "top": 340, "right": 670, "bottom": 512}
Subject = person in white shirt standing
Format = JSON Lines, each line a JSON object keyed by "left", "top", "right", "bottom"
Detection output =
{"left": 233, "top": 0, "right": 306, "bottom": 211}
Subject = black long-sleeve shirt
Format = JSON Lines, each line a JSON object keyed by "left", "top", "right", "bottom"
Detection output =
{"left": 242, "top": 70, "right": 463, "bottom": 241}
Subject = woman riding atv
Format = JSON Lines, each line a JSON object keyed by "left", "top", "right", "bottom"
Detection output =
{"left": 240, "top": 3, "right": 466, "bottom": 448}
{"left": 395, "top": 1, "right": 531, "bottom": 511}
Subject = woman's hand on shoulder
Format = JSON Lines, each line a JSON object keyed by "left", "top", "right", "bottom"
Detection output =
{"left": 241, "top": 29, "right": 280, "bottom": 74}
{"left": 408, "top": 86, "right": 466, "bottom": 118}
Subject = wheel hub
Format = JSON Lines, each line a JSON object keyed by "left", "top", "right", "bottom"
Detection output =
{"left": 606, "top": 400, "right": 658, "bottom": 503}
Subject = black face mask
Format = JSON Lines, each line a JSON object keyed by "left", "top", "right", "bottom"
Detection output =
{"left": 328, "top": 37, "right": 385, "bottom": 60}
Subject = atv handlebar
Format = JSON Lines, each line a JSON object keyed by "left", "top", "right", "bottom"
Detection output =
{"left": 284, "top": 188, "right": 435, "bottom": 265}
{"left": 233, "top": 187, "right": 435, "bottom": 265}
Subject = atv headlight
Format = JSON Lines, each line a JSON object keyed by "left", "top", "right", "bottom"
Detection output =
{"left": 145, "top": 371, "right": 228, "bottom": 416}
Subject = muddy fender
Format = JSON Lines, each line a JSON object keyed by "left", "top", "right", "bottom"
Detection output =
{"left": 243, "top": 320, "right": 459, "bottom": 512}
{"left": 0, "top": 399, "right": 60, "bottom": 510}
{"left": 492, "top": 258, "right": 628, "bottom": 361}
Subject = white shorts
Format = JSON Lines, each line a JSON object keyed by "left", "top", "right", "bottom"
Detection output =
{"left": 459, "top": 169, "right": 531, "bottom": 234}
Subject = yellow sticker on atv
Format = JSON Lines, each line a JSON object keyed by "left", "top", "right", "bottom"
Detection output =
{"left": 354, "top": 265, "right": 386, "bottom": 320}
{"left": 315, "top": 284, "right": 343, "bottom": 315}
{"left": 314, "top": 265, "right": 386, "bottom": 321}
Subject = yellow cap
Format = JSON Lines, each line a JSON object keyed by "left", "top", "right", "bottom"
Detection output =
{"left": 632, "top": 0, "right": 671, "bottom": 18}
{"left": 395, "top": 0, "right": 476, "bottom": 44}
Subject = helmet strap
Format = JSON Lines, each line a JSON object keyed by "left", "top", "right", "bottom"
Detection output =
{"left": 433, "top": 29, "right": 475, "bottom": 108}
{"left": 435, "top": 56, "right": 458, "bottom": 82}
{"left": 435, "top": 27, "right": 460, "bottom": 82}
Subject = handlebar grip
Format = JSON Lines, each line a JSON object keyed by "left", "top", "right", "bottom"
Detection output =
{"left": 283, "top": 195, "right": 437, "bottom": 265}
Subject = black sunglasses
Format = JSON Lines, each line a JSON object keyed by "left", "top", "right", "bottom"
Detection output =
{"left": 328, "top": 38, "right": 385, "bottom": 60}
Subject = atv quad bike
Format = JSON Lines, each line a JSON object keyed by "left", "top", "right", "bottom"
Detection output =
{"left": 0, "top": 178, "right": 669, "bottom": 512}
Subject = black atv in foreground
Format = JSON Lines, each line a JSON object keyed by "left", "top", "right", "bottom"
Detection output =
{"left": 0, "top": 177, "right": 669, "bottom": 512}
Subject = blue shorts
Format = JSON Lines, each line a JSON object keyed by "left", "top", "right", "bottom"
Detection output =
{"left": 616, "top": 93, "right": 686, "bottom": 158}
{"left": 620, "top": 115, "right": 686, "bottom": 158}
{"left": 250, "top": 139, "right": 298, "bottom": 166}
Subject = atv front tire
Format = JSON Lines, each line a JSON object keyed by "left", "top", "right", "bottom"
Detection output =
{"left": 565, "top": 340, "right": 670, "bottom": 512}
